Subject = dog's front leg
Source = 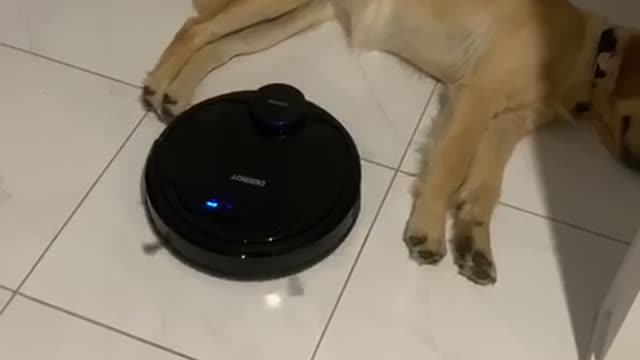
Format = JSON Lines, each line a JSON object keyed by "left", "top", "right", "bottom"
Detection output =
{"left": 405, "top": 86, "right": 494, "bottom": 265}
{"left": 451, "top": 109, "right": 542, "bottom": 285}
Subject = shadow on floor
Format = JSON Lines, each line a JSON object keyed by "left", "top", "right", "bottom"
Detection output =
{"left": 526, "top": 0, "right": 640, "bottom": 356}
{"left": 533, "top": 123, "right": 633, "bottom": 360}
{"left": 429, "top": 76, "right": 630, "bottom": 360}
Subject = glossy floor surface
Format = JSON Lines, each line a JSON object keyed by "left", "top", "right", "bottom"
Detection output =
{"left": 0, "top": 1, "right": 638, "bottom": 359}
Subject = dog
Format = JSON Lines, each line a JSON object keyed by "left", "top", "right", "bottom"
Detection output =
{"left": 142, "top": 0, "right": 640, "bottom": 285}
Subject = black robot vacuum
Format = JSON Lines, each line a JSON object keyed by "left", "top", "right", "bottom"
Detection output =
{"left": 143, "top": 83, "right": 361, "bottom": 280}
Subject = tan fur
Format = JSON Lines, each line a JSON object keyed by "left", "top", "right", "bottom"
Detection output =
{"left": 143, "top": 0, "right": 640, "bottom": 285}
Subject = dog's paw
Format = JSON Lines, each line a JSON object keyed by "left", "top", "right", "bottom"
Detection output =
{"left": 141, "top": 71, "right": 196, "bottom": 122}
{"left": 407, "top": 235, "right": 446, "bottom": 265}
{"left": 159, "top": 93, "right": 179, "bottom": 120}
{"left": 453, "top": 234, "right": 496, "bottom": 286}
{"left": 404, "top": 225, "right": 446, "bottom": 266}
{"left": 143, "top": 67, "right": 179, "bottom": 120}
{"left": 405, "top": 200, "right": 447, "bottom": 265}
{"left": 161, "top": 80, "right": 197, "bottom": 120}
{"left": 140, "top": 85, "right": 156, "bottom": 111}
{"left": 141, "top": 77, "right": 189, "bottom": 122}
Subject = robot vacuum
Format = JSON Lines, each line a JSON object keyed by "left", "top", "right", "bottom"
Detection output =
{"left": 143, "top": 83, "right": 361, "bottom": 280}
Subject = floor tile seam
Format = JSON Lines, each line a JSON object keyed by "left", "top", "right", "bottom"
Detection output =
{"left": 361, "top": 157, "right": 395, "bottom": 171}
{"left": 308, "top": 168, "right": 400, "bottom": 360}
{"left": 308, "top": 85, "right": 436, "bottom": 360}
{"left": 13, "top": 292, "right": 201, "bottom": 360}
{"left": 0, "top": 42, "right": 141, "bottom": 89}
{"left": 0, "top": 113, "right": 147, "bottom": 318}
{"left": 498, "top": 202, "right": 631, "bottom": 246}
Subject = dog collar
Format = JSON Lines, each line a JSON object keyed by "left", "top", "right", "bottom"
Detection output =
{"left": 593, "top": 28, "right": 619, "bottom": 84}
{"left": 573, "top": 27, "right": 621, "bottom": 115}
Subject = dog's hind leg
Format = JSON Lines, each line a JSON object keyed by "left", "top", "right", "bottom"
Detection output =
{"left": 405, "top": 85, "right": 495, "bottom": 266}
{"left": 143, "top": 0, "right": 313, "bottom": 109}
{"left": 143, "top": 0, "right": 233, "bottom": 100}
{"left": 192, "top": 0, "right": 234, "bottom": 17}
{"left": 154, "top": 0, "right": 333, "bottom": 119}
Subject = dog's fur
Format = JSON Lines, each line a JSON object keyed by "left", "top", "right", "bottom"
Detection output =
{"left": 142, "top": 0, "right": 640, "bottom": 285}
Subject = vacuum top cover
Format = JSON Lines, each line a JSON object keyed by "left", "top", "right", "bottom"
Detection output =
{"left": 143, "top": 83, "right": 361, "bottom": 280}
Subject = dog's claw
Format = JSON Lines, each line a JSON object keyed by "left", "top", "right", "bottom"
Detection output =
{"left": 142, "top": 86, "right": 156, "bottom": 97}
{"left": 407, "top": 234, "right": 445, "bottom": 265}
{"left": 414, "top": 249, "right": 444, "bottom": 265}
{"left": 457, "top": 249, "right": 497, "bottom": 286}
{"left": 407, "top": 236, "right": 427, "bottom": 248}
{"left": 141, "top": 96, "right": 153, "bottom": 111}
{"left": 163, "top": 94, "right": 177, "bottom": 105}
{"left": 161, "top": 105, "right": 175, "bottom": 121}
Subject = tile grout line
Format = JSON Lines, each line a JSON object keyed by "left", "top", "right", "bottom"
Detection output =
{"left": 0, "top": 110, "right": 202, "bottom": 360}
{"left": 309, "top": 86, "right": 437, "bottom": 360}
{"left": 0, "top": 113, "right": 147, "bottom": 319}
{"left": 309, "top": 170, "right": 400, "bottom": 360}
{"left": 397, "top": 168, "right": 417, "bottom": 177}
{"left": 0, "top": 107, "right": 203, "bottom": 360}
{"left": 360, "top": 157, "right": 396, "bottom": 172}
{"left": 0, "top": 42, "right": 141, "bottom": 90}
{"left": 15, "top": 293, "right": 200, "bottom": 360}
{"left": 498, "top": 202, "right": 631, "bottom": 246}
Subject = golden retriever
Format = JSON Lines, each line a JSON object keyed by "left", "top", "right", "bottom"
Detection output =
{"left": 142, "top": 0, "right": 640, "bottom": 285}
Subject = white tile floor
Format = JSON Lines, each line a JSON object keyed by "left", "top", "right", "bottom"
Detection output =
{"left": 0, "top": 1, "right": 639, "bottom": 359}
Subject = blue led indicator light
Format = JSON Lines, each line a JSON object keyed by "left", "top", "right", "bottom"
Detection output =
{"left": 205, "top": 199, "right": 233, "bottom": 211}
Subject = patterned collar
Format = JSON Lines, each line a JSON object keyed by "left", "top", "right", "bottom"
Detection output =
{"left": 573, "top": 27, "right": 621, "bottom": 115}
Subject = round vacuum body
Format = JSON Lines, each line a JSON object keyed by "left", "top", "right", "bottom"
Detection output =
{"left": 143, "top": 84, "right": 361, "bottom": 280}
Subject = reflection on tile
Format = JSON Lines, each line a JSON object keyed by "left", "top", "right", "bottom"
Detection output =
{"left": 22, "top": 117, "right": 393, "bottom": 360}
{"left": 0, "top": 46, "right": 143, "bottom": 288}
{"left": 0, "top": 296, "right": 183, "bottom": 360}
{"left": 315, "top": 173, "right": 627, "bottom": 360}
